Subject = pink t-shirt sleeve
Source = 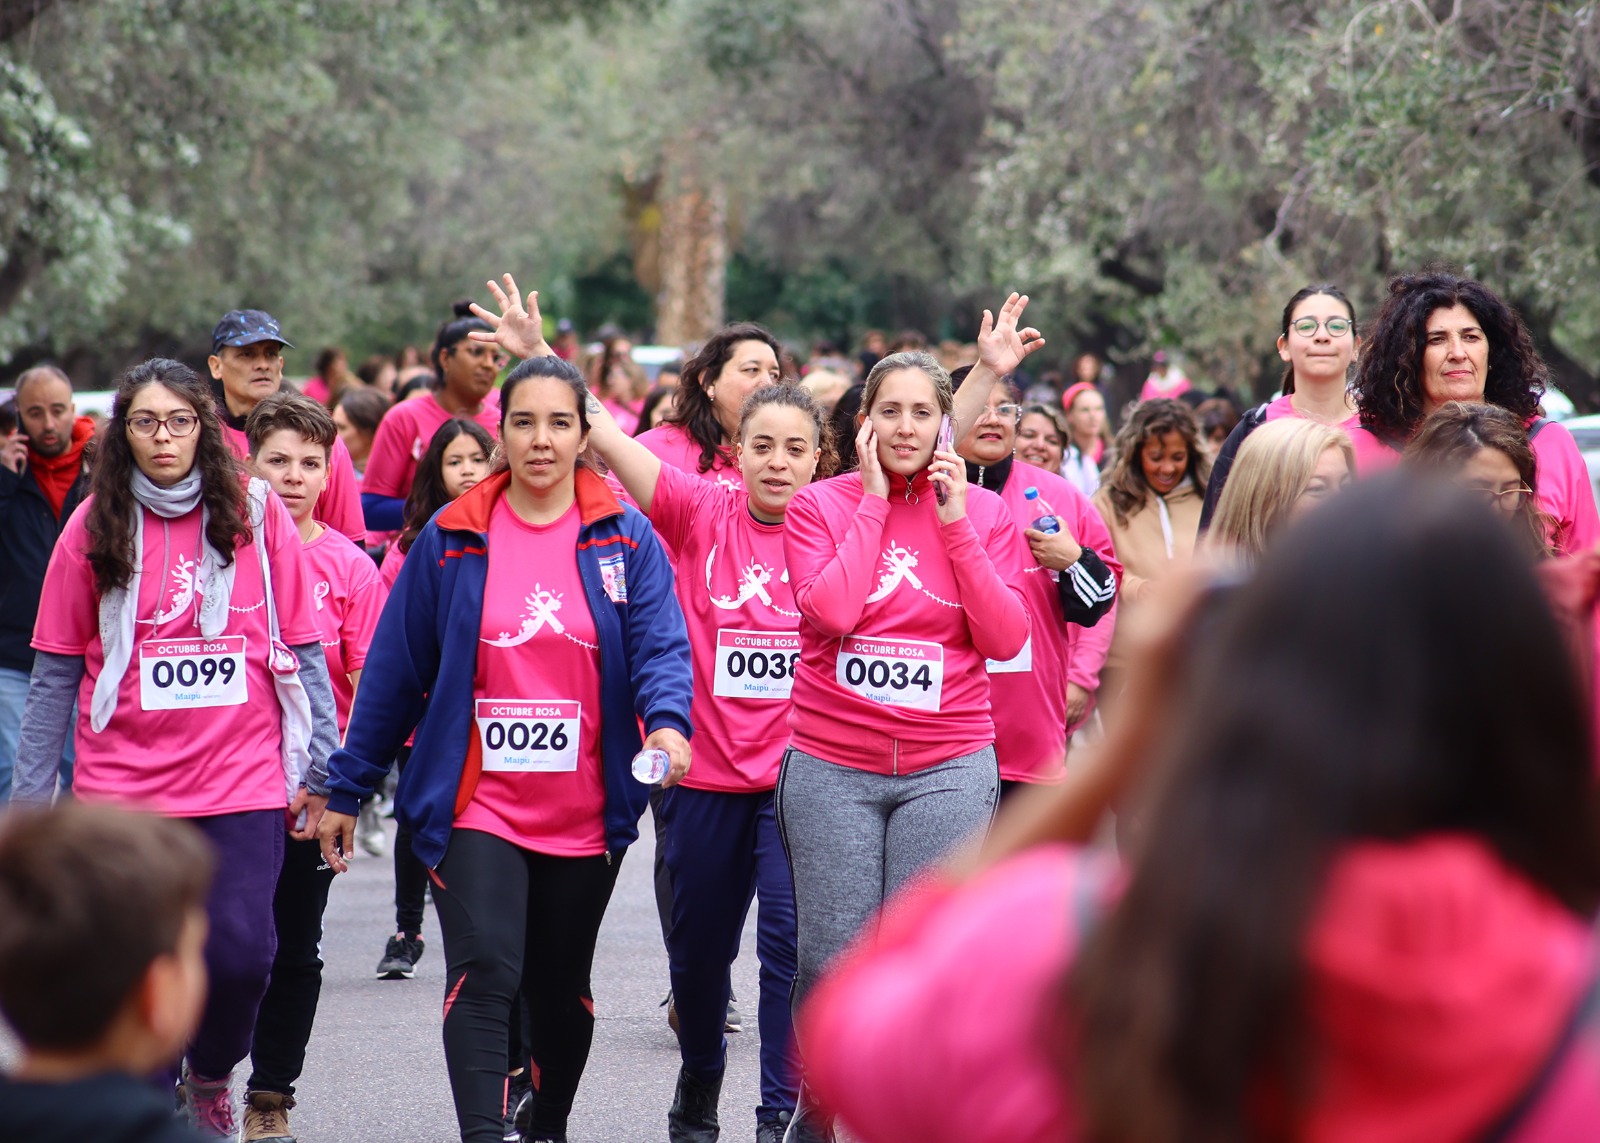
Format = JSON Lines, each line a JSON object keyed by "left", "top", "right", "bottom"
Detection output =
{"left": 31, "top": 504, "right": 98, "bottom": 654}
{"left": 785, "top": 487, "right": 891, "bottom": 638}
{"left": 802, "top": 845, "right": 1099, "bottom": 1143}
{"left": 262, "top": 493, "right": 322, "bottom": 646}
{"left": 339, "top": 550, "right": 387, "bottom": 672}
{"left": 321, "top": 437, "right": 367, "bottom": 546}
{"left": 648, "top": 462, "right": 723, "bottom": 552}
{"left": 379, "top": 542, "right": 406, "bottom": 590}
{"left": 1532, "top": 424, "right": 1600, "bottom": 557}
{"left": 363, "top": 403, "right": 421, "bottom": 500}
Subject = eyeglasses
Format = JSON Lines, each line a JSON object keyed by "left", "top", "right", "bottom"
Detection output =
{"left": 978, "top": 403, "right": 1024, "bottom": 423}
{"left": 126, "top": 413, "right": 199, "bottom": 438}
{"left": 1289, "top": 317, "right": 1353, "bottom": 338}
{"left": 1463, "top": 483, "right": 1533, "bottom": 512}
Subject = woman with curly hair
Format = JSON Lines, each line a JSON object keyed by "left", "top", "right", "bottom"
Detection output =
{"left": 14, "top": 359, "right": 339, "bottom": 1138}
{"left": 1091, "top": 399, "right": 1207, "bottom": 711}
{"left": 1352, "top": 271, "right": 1598, "bottom": 554}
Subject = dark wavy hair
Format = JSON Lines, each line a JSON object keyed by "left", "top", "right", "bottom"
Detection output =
{"left": 738, "top": 384, "right": 837, "bottom": 480}
{"left": 244, "top": 389, "right": 338, "bottom": 456}
{"left": 86, "top": 360, "right": 250, "bottom": 596}
{"left": 428, "top": 300, "right": 492, "bottom": 388}
{"left": 1278, "top": 284, "right": 1356, "bottom": 396}
{"left": 1098, "top": 397, "right": 1211, "bottom": 527}
{"left": 1354, "top": 272, "right": 1545, "bottom": 445}
{"left": 398, "top": 417, "right": 495, "bottom": 555}
{"left": 663, "top": 322, "right": 787, "bottom": 474}
{"left": 1068, "top": 475, "right": 1600, "bottom": 1143}
{"left": 1406, "top": 401, "right": 1551, "bottom": 558}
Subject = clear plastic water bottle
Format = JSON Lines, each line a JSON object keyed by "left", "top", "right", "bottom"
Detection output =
{"left": 631, "top": 747, "right": 670, "bottom": 784}
{"left": 1024, "top": 486, "right": 1061, "bottom": 534}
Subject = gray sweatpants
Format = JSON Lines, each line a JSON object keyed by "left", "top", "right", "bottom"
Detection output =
{"left": 775, "top": 744, "right": 999, "bottom": 1018}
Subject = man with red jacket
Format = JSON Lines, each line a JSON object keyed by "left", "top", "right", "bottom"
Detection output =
{"left": 0, "top": 365, "right": 93, "bottom": 802}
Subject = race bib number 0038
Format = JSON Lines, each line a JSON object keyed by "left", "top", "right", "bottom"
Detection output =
{"left": 476, "top": 700, "right": 581, "bottom": 773}
{"left": 836, "top": 636, "right": 943, "bottom": 711}
{"left": 139, "top": 637, "right": 248, "bottom": 711}
{"left": 713, "top": 629, "right": 801, "bottom": 701}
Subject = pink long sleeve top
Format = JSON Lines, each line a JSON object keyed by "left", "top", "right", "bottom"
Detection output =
{"left": 782, "top": 470, "right": 1030, "bottom": 774}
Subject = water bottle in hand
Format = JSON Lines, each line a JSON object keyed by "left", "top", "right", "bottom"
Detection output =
{"left": 632, "top": 747, "right": 670, "bottom": 784}
{"left": 1024, "top": 486, "right": 1061, "bottom": 534}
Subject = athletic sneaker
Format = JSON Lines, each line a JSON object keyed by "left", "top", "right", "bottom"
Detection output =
{"left": 242, "top": 1090, "right": 297, "bottom": 1142}
{"left": 503, "top": 1070, "right": 532, "bottom": 1142}
{"left": 661, "top": 989, "right": 743, "bottom": 1033}
{"left": 376, "top": 932, "right": 424, "bottom": 979}
{"left": 356, "top": 800, "right": 387, "bottom": 856}
{"left": 757, "top": 1112, "right": 790, "bottom": 1143}
{"left": 175, "top": 1062, "right": 236, "bottom": 1139}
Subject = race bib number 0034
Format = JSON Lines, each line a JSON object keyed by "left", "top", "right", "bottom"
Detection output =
{"left": 139, "top": 637, "right": 249, "bottom": 711}
{"left": 713, "top": 629, "right": 801, "bottom": 701}
{"left": 835, "top": 636, "right": 943, "bottom": 711}
{"left": 476, "top": 700, "right": 581, "bottom": 773}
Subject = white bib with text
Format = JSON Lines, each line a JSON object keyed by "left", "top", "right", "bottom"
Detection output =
{"left": 835, "top": 636, "right": 944, "bottom": 711}
{"left": 476, "top": 700, "right": 581, "bottom": 773}
{"left": 139, "top": 637, "right": 249, "bottom": 711}
{"left": 985, "top": 636, "right": 1034, "bottom": 675}
{"left": 713, "top": 630, "right": 801, "bottom": 701}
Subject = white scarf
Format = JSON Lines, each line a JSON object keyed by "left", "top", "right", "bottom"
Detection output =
{"left": 90, "top": 469, "right": 237, "bottom": 731}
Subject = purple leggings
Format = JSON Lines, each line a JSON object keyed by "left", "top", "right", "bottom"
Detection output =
{"left": 185, "top": 809, "right": 285, "bottom": 1081}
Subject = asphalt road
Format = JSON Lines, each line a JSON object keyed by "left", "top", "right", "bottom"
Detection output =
{"left": 290, "top": 816, "right": 769, "bottom": 1142}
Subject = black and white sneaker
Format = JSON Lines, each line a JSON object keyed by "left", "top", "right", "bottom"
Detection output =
{"left": 376, "top": 932, "right": 424, "bottom": 979}
{"left": 503, "top": 1071, "right": 533, "bottom": 1142}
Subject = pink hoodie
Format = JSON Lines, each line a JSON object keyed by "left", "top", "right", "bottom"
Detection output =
{"left": 803, "top": 836, "right": 1600, "bottom": 1143}
{"left": 783, "top": 470, "right": 1030, "bottom": 774}
{"left": 987, "top": 464, "right": 1121, "bottom": 783}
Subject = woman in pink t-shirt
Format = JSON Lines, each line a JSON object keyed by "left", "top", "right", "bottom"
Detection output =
{"left": 588, "top": 384, "right": 830, "bottom": 1139}
{"left": 361, "top": 302, "right": 504, "bottom": 535}
{"left": 1352, "top": 271, "right": 1599, "bottom": 556}
{"left": 636, "top": 322, "right": 788, "bottom": 489}
{"left": 779, "top": 341, "right": 1035, "bottom": 1138}
{"left": 318, "top": 356, "right": 693, "bottom": 1143}
{"left": 14, "top": 359, "right": 340, "bottom": 1139}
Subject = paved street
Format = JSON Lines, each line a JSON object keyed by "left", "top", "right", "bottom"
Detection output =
{"left": 292, "top": 817, "right": 768, "bottom": 1142}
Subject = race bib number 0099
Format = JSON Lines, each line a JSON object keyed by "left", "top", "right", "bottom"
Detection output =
{"left": 835, "top": 636, "right": 943, "bottom": 711}
{"left": 139, "top": 637, "right": 248, "bottom": 711}
{"left": 713, "top": 630, "right": 801, "bottom": 701}
{"left": 476, "top": 700, "right": 581, "bottom": 773}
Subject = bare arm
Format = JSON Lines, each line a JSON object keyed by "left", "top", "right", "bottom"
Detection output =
{"left": 949, "top": 293, "right": 1046, "bottom": 437}
{"left": 584, "top": 389, "right": 663, "bottom": 514}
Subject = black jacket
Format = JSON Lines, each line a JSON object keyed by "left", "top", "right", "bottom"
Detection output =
{"left": 0, "top": 1071, "right": 202, "bottom": 1143}
{"left": 0, "top": 458, "right": 91, "bottom": 673}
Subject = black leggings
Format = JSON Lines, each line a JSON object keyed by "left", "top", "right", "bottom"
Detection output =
{"left": 431, "top": 828, "right": 622, "bottom": 1142}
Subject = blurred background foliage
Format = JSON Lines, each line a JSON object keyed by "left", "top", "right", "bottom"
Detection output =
{"left": 3, "top": 0, "right": 1600, "bottom": 403}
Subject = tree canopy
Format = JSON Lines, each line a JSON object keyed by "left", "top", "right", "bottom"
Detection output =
{"left": 3, "top": 0, "right": 1600, "bottom": 404}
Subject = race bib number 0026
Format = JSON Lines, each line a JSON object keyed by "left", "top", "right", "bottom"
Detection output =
{"left": 476, "top": 700, "right": 581, "bottom": 773}
{"left": 835, "top": 636, "right": 943, "bottom": 711}
{"left": 139, "top": 637, "right": 248, "bottom": 711}
{"left": 713, "top": 629, "right": 801, "bottom": 701}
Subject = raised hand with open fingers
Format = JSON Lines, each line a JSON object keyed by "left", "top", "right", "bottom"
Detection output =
{"left": 468, "top": 272, "right": 552, "bottom": 361}
{"left": 976, "top": 292, "right": 1046, "bottom": 379}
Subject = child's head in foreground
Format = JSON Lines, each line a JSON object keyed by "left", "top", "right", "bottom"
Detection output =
{"left": 0, "top": 804, "right": 214, "bottom": 1075}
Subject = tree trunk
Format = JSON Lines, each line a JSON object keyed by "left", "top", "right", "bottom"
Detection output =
{"left": 655, "top": 136, "right": 726, "bottom": 347}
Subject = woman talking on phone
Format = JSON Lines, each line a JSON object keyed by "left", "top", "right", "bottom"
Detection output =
{"left": 775, "top": 296, "right": 1040, "bottom": 1141}
{"left": 318, "top": 355, "right": 693, "bottom": 1143}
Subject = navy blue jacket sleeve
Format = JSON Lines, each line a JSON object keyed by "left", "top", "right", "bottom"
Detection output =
{"left": 362, "top": 491, "right": 406, "bottom": 532}
{"left": 621, "top": 519, "right": 694, "bottom": 739}
{"left": 325, "top": 525, "right": 446, "bottom": 815}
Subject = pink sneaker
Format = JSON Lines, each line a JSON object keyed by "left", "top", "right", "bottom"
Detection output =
{"left": 176, "top": 1062, "right": 236, "bottom": 1139}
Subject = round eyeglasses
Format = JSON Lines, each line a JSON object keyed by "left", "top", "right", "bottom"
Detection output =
{"left": 1289, "top": 317, "right": 1353, "bottom": 338}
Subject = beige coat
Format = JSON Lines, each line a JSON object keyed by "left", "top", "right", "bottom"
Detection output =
{"left": 1091, "top": 481, "right": 1202, "bottom": 667}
